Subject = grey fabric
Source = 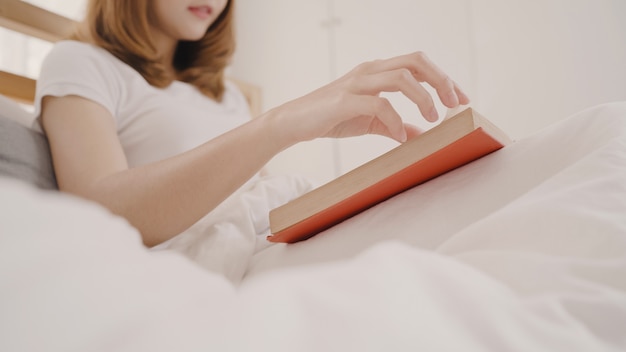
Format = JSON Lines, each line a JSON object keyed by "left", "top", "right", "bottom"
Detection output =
{"left": 0, "top": 115, "right": 57, "bottom": 190}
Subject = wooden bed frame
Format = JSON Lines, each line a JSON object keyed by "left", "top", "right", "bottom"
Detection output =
{"left": 0, "top": 0, "right": 262, "bottom": 115}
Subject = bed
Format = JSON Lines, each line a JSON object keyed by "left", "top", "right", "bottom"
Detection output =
{"left": 1, "top": 1, "right": 626, "bottom": 351}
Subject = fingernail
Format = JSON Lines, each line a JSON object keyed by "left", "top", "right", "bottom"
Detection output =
{"left": 428, "top": 107, "right": 439, "bottom": 122}
{"left": 399, "top": 129, "right": 408, "bottom": 143}
{"left": 448, "top": 91, "right": 459, "bottom": 106}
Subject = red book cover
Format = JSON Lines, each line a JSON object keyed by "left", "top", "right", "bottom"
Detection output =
{"left": 268, "top": 109, "right": 511, "bottom": 243}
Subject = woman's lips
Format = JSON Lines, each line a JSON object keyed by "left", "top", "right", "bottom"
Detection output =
{"left": 189, "top": 6, "right": 212, "bottom": 20}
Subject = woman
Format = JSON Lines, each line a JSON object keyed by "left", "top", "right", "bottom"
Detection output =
{"left": 36, "top": 0, "right": 470, "bottom": 247}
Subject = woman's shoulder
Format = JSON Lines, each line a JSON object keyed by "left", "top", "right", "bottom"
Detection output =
{"left": 41, "top": 40, "right": 139, "bottom": 86}
{"left": 36, "top": 40, "right": 127, "bottom": 117}
{"left": 41, "top": 40, "right": 116, "bottom": 74}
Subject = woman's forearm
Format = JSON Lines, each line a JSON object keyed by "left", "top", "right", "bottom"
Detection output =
{"left": 89, "top": 113, "right": 286, "bottom": 246}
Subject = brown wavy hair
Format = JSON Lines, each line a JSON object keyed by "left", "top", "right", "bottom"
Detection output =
{"left": 72, "top": 0, "right": 235, "bottom": 100}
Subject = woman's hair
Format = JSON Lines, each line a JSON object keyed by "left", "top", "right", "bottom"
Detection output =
{"left": 73, "top": 0, "right": 235, "bottom": 100}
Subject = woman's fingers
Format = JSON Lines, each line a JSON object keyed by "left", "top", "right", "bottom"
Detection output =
{"left": 328, "top": 94, "right": 408, "bottom": 142}
{"left": 348, "top": 68, "right": 438, "bottom": 122}
{"left": 349, "top": 51, "right": 470, "bottom": 109}
{"left": 352, "top": 95, "right": 407, "bottom": 142}
{"left": 455, "top": 85, "right": 471, "bottom": 105}
{"left": 284, "top": 50, "right": 470, "bottom": 144}
{"left": 404, "top": 123, "right": 423, "bottom": 140}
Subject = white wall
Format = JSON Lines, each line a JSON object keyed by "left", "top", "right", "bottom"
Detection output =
{"left": 470, "top": 0, "right": 626, "bottom": 139}
{"left": 231, "top": 0, "right": 626, "bottom": 185}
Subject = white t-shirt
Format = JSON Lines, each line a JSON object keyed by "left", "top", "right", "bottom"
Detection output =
{"left": 34, "top": 40, "right": 252, "bottom": 168}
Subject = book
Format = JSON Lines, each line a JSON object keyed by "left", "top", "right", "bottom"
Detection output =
{"left": 267, "top": 107, "right": 512, "bottom": 243}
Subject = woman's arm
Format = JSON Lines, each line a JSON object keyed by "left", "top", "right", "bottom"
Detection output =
{"left": 41, "top": 51, "right": 469, "bottom": 247}
{"left": 42, "top": 95, "right": 282, "bottom": 247}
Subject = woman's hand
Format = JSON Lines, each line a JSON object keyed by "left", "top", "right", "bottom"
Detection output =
{"left": 267, "top": 51, "right": 470, "bottom": 147}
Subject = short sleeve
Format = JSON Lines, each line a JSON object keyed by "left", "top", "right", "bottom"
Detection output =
{"left": 34, "top": 40, "right": 122, "bottom": 125}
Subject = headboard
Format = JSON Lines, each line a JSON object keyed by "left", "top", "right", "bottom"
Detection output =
{"left": 0, "top": 0, "right": 262, "bottom": 115}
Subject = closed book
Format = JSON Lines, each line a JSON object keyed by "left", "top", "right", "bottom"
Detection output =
{"left": 268, "top": 108, "right": 512, "bottom": 243}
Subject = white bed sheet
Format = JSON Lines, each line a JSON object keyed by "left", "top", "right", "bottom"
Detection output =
{"left": 1, "top": 102, "right": 625, "bottom": 351}
{"left": 248, "top": 102, "right": 626, "bottom": 276}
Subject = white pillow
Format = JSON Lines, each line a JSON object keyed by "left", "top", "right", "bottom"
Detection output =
{"left": 0, "top": 95, "right": 56, "bottom": 189}
{"left": 0, "top": 94, "right": 35, "bottom": 128}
